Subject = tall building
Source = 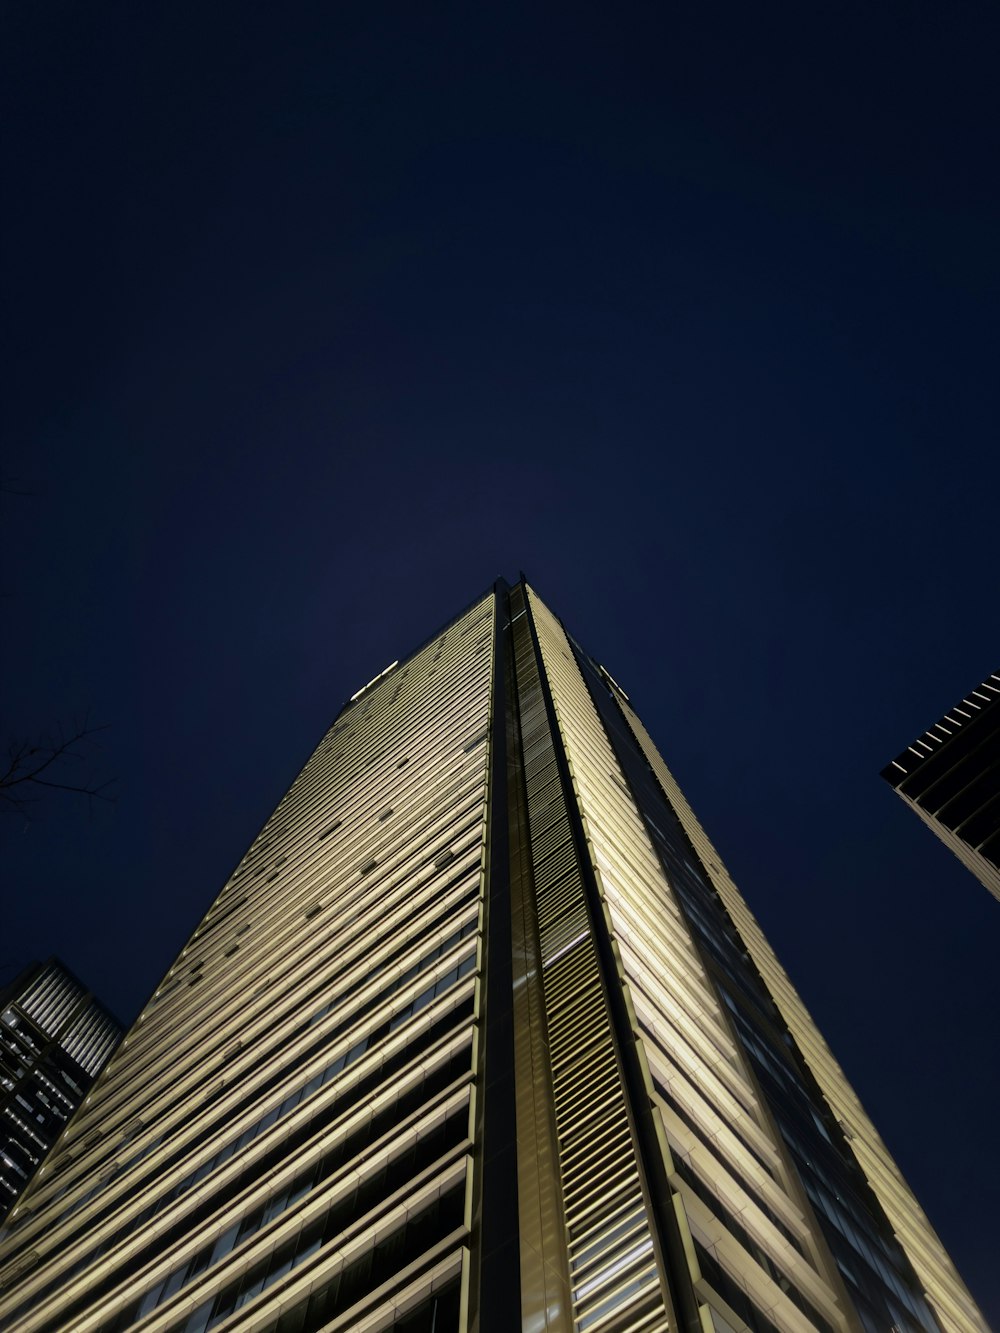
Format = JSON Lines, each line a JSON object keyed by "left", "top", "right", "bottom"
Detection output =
{"left": 0, "top": 960, "right": 121, "bottom": 1222}
{"left": 882, "top": 672, "right": 1000, "bottom": 903}
{"left": 0, "top": 580, "right": 985, "bottom": 1333}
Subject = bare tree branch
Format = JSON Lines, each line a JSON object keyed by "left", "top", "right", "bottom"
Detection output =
{"left": 0, "top": 717, "right": 116, "bottom": 819}
{"left": 1, "top": 477, "right": 115, "bottom": 823}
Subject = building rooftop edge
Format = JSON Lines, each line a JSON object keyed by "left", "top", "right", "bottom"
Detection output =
{"left": 881, "top": 670, "right": 1000, "bottom": 784}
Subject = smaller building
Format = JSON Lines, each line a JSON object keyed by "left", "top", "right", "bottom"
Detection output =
{"left": 0, "top": 960, "right": 121, "bottom": 1221}
{"left": 882, "top": 671, "right": 1000, "bottom": 902}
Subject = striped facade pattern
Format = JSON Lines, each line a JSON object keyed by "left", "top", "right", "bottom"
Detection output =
{"left": 620, "top": 699, "right": 987, "bottom": 1333}
{"left": 509, "top": 588, "right": 670, "bottom": 1332}
{"left": 529, "top": 593, "right": 849, "bottom": 1332}
{"left": 0, "top": 579, "right": 985, "bottom": 1333}
{"left": 0, "top": 592, "right": 497, "bottom": 1332}
{"left": 16, "top": 963, "right": 121, "bottom": 1078}
{"left": 0, "top": 961, "right": 121, "bottom": 1223}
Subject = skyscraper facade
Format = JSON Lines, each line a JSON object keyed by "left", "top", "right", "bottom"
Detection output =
{"left": 0, "top": 581, "right": 985, "bottom": 1332}
{"left": 0, "top": 960, "right": 121, "bottom": 1222}
{"left": 882, "top": 672, "right": 1000, "bottom": 903}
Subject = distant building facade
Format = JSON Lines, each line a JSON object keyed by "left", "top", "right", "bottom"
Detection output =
{"left": 0, "top": 582, "right": 987, "bottom": 1331}
{"left": 0, "top": 960, "right": 121, "bottom": 1220}
{"left": 882, "top": 672, "right": 1000, "bottom": 902}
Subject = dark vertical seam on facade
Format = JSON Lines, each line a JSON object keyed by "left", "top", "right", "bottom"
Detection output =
{"left": 473, "top": 579, "right": 521, "bottom": 1333}
{"left": 521, "top": 585, "right": 703, "bottom": 1333}
{"left": 506, "top": 582, "right": 575, "bottom": 1330}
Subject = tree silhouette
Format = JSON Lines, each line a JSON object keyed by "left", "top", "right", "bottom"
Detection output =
{"left": 0, "top": 716, "right": 115, "bottom": 819}
{"left": 2, "top": 474, "right": 115, "bottom": 822}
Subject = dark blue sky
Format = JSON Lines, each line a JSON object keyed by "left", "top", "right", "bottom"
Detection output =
{"left": 3, "top": 2, "right": 998, "bottom": 1321}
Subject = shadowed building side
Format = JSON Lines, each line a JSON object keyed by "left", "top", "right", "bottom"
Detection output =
{"left": 882, "top": 672, "right": 1000, "bottom": 903}
{"left": 0, "top": 960, "right": 121, "bottom": 1223}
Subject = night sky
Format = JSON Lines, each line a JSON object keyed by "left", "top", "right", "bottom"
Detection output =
{"left": 3, "top": 2, "right": 998, "bottom": 1322}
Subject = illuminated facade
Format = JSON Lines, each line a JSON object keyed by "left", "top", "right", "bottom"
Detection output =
{"left": 0, "top": 960, "right": 121, "bottom": 1221}
{"left": 882, "top": 672, "right": 1000, "bottom": 903}
{"left": 0, "top": 580, "right": 985, "bottom": 1332}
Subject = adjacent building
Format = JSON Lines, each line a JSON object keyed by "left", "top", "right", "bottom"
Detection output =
{"left": 0, "top": 960, "right": 121, "bottom": 1222}
{"left": 882, "top": 672, "right": 1000, "bottom": 903}
{"left": 0, "top": 580, "right": 986, "bottom": 1332}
